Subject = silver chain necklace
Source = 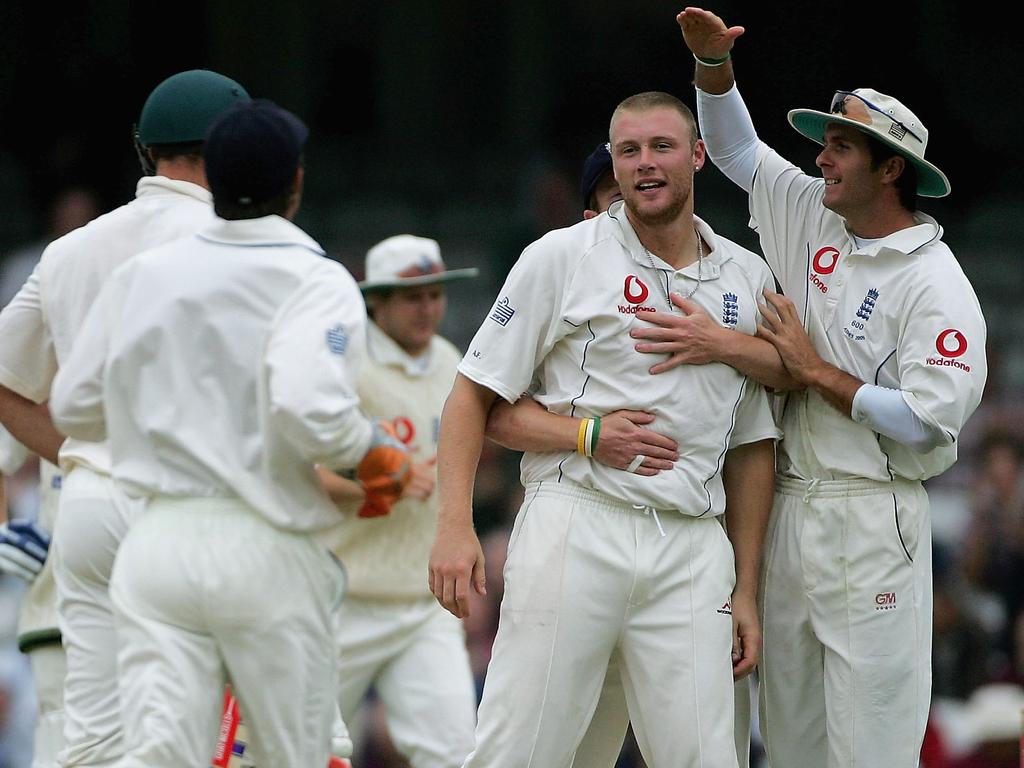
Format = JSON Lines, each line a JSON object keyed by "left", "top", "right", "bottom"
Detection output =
{"left": 644, "top": 228, "right": 704, "bottom": 311}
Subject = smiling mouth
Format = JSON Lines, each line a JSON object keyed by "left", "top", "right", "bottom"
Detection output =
{"left": 636, "top": 181, "right": 666, "bottom": 192}
{"left": 824, "top": 178, "right": 840, "bottom": 186}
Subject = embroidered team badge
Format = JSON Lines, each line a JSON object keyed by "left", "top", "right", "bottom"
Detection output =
{"left": 722, "top": 293, "right": 739, "bottom": 328}
{"left": 489, "top": 296, "right": 516, "bottom": 326}
{"left": 843, "top": 288, "right": 879, "bottom": 341}
{"left": 325, "top": 324, "right": 348, "bottom": 355}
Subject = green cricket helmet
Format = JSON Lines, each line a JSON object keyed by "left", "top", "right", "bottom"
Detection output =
{"left": 137, "top": 69, "right": 250, "bottom": 147}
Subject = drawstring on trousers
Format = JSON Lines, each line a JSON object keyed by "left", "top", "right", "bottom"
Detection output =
{"left": 802, "top": 478, "right": 821, "bottom": 503}
{"left": 633, "top": 505, "right": 666, "bottom": 537}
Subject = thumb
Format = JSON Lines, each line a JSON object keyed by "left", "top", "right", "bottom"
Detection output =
{"left": 472, "top": 554, "right": 487, "bottom": 596}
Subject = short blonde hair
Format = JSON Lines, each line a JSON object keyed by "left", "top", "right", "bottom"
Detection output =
{"left": 610, "top": 91, "right": 699, "bottom": 149}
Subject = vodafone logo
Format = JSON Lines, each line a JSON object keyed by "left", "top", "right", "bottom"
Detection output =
{"left": 812, "top": 247, "right": 840, "bottom": 275}
{"left": 935, "top": 329, "right": 968, "bottom": 358}
{"left": 392, "top": 416, "right": 416, "bottom": 445}
{"left": 623, "top": 275, "right": 649, "bottom": 305}
{"left": 927, "top": 329, "right": 971, "bottom": 372}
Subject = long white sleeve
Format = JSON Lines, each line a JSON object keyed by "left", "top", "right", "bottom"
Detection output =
{"left": 695, "top": 84, "right": 762, "bottom": 193}
{"left": 851, "top": 384, "right": 946, "bottom": 453}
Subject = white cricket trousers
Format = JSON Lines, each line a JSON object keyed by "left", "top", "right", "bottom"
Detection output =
{"left": 759, "top": 476, "right": 932, "bottom": 768}
{"left": 571, "top": 662, "right": 754, "bottom": 767}
{"left": 51, "top": 465, "right": 142, "bottom": 767}
{"left": 29, "top": 643, "right": 66, "bottom": 768}
{"left": 335, "top": 596, "right": 476, "bottom": 768}
{"left": 109, "top": 496, "right": 346, "bottom": 768}
{"left": 465, "top": 481, "right": 738, "bottom": 768}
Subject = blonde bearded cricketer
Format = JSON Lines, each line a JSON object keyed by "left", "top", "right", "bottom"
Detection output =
{"left": 429, "top": 90, "right": 782, "bottom": 768}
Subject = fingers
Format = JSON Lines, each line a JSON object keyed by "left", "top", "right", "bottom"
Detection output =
{"left": 635, "top": 428, "right": 679, "bottom": 454}
{"left": 670, "top": 295, "right": 706, "bottom": 315}
{"left": 472, "top": 556, "right": 487, "bottom": 598}
{"left": 648, "top": 354, "right": 686, "bottom": 375}
{"left": 613, "top": 409, "right": 656, "bottom": 426}
{"left": 632, "top": 310, "right": 677, "bottom": 328}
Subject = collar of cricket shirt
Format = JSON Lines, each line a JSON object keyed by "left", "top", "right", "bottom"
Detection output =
{"left": 606, "top": 200, "right": 727, "bottom": 280}
{"left": 846, "top": 211, "right": 943, "bottom": 258}
{"left": 197, "top": 214, "right": 325, "bottom": 256}
{"left": 135, "top": 176, "right": 212, "bottom": 204}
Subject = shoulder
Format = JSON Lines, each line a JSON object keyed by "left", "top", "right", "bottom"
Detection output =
{"left": 520, "top": 216, "right": 623, "bottom": 272}
{"left": 712, "top": 233, "right": 772, "bottom": 283}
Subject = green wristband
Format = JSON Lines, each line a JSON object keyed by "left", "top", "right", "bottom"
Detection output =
{"left": 694, "top": 52, "right": 731, "bottom": 67}
{"left": 589, "top": 417, "right": 602, "bottom": 456}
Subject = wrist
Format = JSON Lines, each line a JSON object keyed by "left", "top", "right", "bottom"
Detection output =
{"left": 693, "top": 51, "right": 731, "bottom": 67}
{"left": 576, "top": 417, "right": 602, "bottom": 458}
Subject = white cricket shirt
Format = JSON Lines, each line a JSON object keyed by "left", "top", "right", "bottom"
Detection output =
{"left": 50, "top": 215, "right": 372, "bottom": 533}
{"left": 460, "top": 202, "right": 781, "bottom": 516}
{"left": 0, "top": 176, "right": 214, "bottom": 476}
{"left": 322, "top": 321, "right": 462, "bottom": 598}
{"left": 748, "top": 145, "right": 987, "bottom": 481}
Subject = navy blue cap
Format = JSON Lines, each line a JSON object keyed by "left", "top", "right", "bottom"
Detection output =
{"left": 580, "top": 142, "right": 613, "bottom": 210}
{"left": 204, "top": 99, "right": 308, "bottom": 206}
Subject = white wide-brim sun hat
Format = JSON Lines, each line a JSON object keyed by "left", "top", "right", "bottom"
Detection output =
{"left": 358, "top": 234, "right": 479, "bottom": 293}
{"left": 787, "top": 87, "right": 951, "bottom": 198}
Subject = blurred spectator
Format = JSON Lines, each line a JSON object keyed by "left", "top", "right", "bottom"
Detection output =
{"left": 932, "top": 546, "right": 997, "bottom": 699}
{"left": 961, "top": 431, "right": 1024, "bottom": 656}
{"left": 945, "top": 684, "right": 1024, "bottom": 768}
{"left": 0, "top": 186, "right": 100, "bottom": 306}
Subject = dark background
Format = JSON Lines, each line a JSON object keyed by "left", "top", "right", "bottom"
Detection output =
{"left": 0, "top": 0, "right": 1020, "bottom": 385}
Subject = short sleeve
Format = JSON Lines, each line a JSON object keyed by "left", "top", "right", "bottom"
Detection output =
{"left": 895, "top": 260, "right": 987, "bottom": 443}
{"left": 0, "top": 264, "right": 58, "bottom": 402}
{"left": 458, "top": 236, "right": 574, "bottom": 403}
{"left": 728, "top": 377, "right": 782, "bottom": 449}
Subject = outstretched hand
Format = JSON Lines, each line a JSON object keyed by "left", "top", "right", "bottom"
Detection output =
{"left": 676, "top": 7, "right": 745, "bottom": 60}
{"left": 631, "top": 294, "right": 728, "bottom": 374}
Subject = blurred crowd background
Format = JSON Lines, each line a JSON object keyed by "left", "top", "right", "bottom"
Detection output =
{"left": 1, "top": 1, "right": 1022, "bottom": 766}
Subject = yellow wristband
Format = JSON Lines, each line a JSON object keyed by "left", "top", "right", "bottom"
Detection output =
{"left": 577, "top": 419, "right": 590, "bottom": 456}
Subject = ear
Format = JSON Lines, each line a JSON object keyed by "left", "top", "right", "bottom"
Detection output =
{"left": 882, "top": 155, "right": 906, "bottom": 185}
{"left": 693, "top": 138, "right": 707, "bottom": 173}
{"left": 583, "top": 209, "right": 599, "bottom": 220}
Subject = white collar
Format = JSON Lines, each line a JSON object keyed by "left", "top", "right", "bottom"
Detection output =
{"left": 135, "top": 176, "right": 212, "bottom": 204}
{"left": 197, "top": 215, "right": 324, "bottom": 255}
{"left": 607, "top": 200, "right": 728, "bottom": 279}
{"left": 847, "top": 212, "right": 943, "bottom": 257}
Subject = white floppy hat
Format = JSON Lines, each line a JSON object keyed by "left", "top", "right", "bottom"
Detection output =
{"left": 358, "top": 234, "right": 478, "bottom": 293}
{"left": 963, "top": 683, "right": 1024, "bottom": 745}
{"left": 788, "top": 88, "right": 950, "bottom": 198}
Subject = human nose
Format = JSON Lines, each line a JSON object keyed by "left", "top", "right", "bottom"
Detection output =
{"left": 815, "top": 147, "right": 831, "bottom": 169}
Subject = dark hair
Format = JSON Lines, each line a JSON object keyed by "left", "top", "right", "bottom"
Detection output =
{"left": 611, "top": 91, "right": 699, "bottom": 149}
{"left": 865, "top": 136, "right": 918, "bottom": 212}
{"left": 147, "top": 141, "right": 204, "bottom": 164}
{"left": 213, "top": 188, "right": 293, "bottom": 221}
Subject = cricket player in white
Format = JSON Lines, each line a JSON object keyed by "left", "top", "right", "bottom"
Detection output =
{"left": 676, "top": 9, "right": 988, "bottom": 768}
{"left": 50, "top": 99, "right": 409, "bottom": 768}
{"left": 319, "top": 235, "right": 478, "bottom": 768}
{"left": 0, "top": 69, "right": 249, "bottom": 768}
{"left": 0, "top": 426, "right": 64, "bottom": 768}
{"left": 430, "top": 91, "right": 781, "bottom": 768}
{"left": 485, "top": 142, "right": 776, "bottom": 767}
